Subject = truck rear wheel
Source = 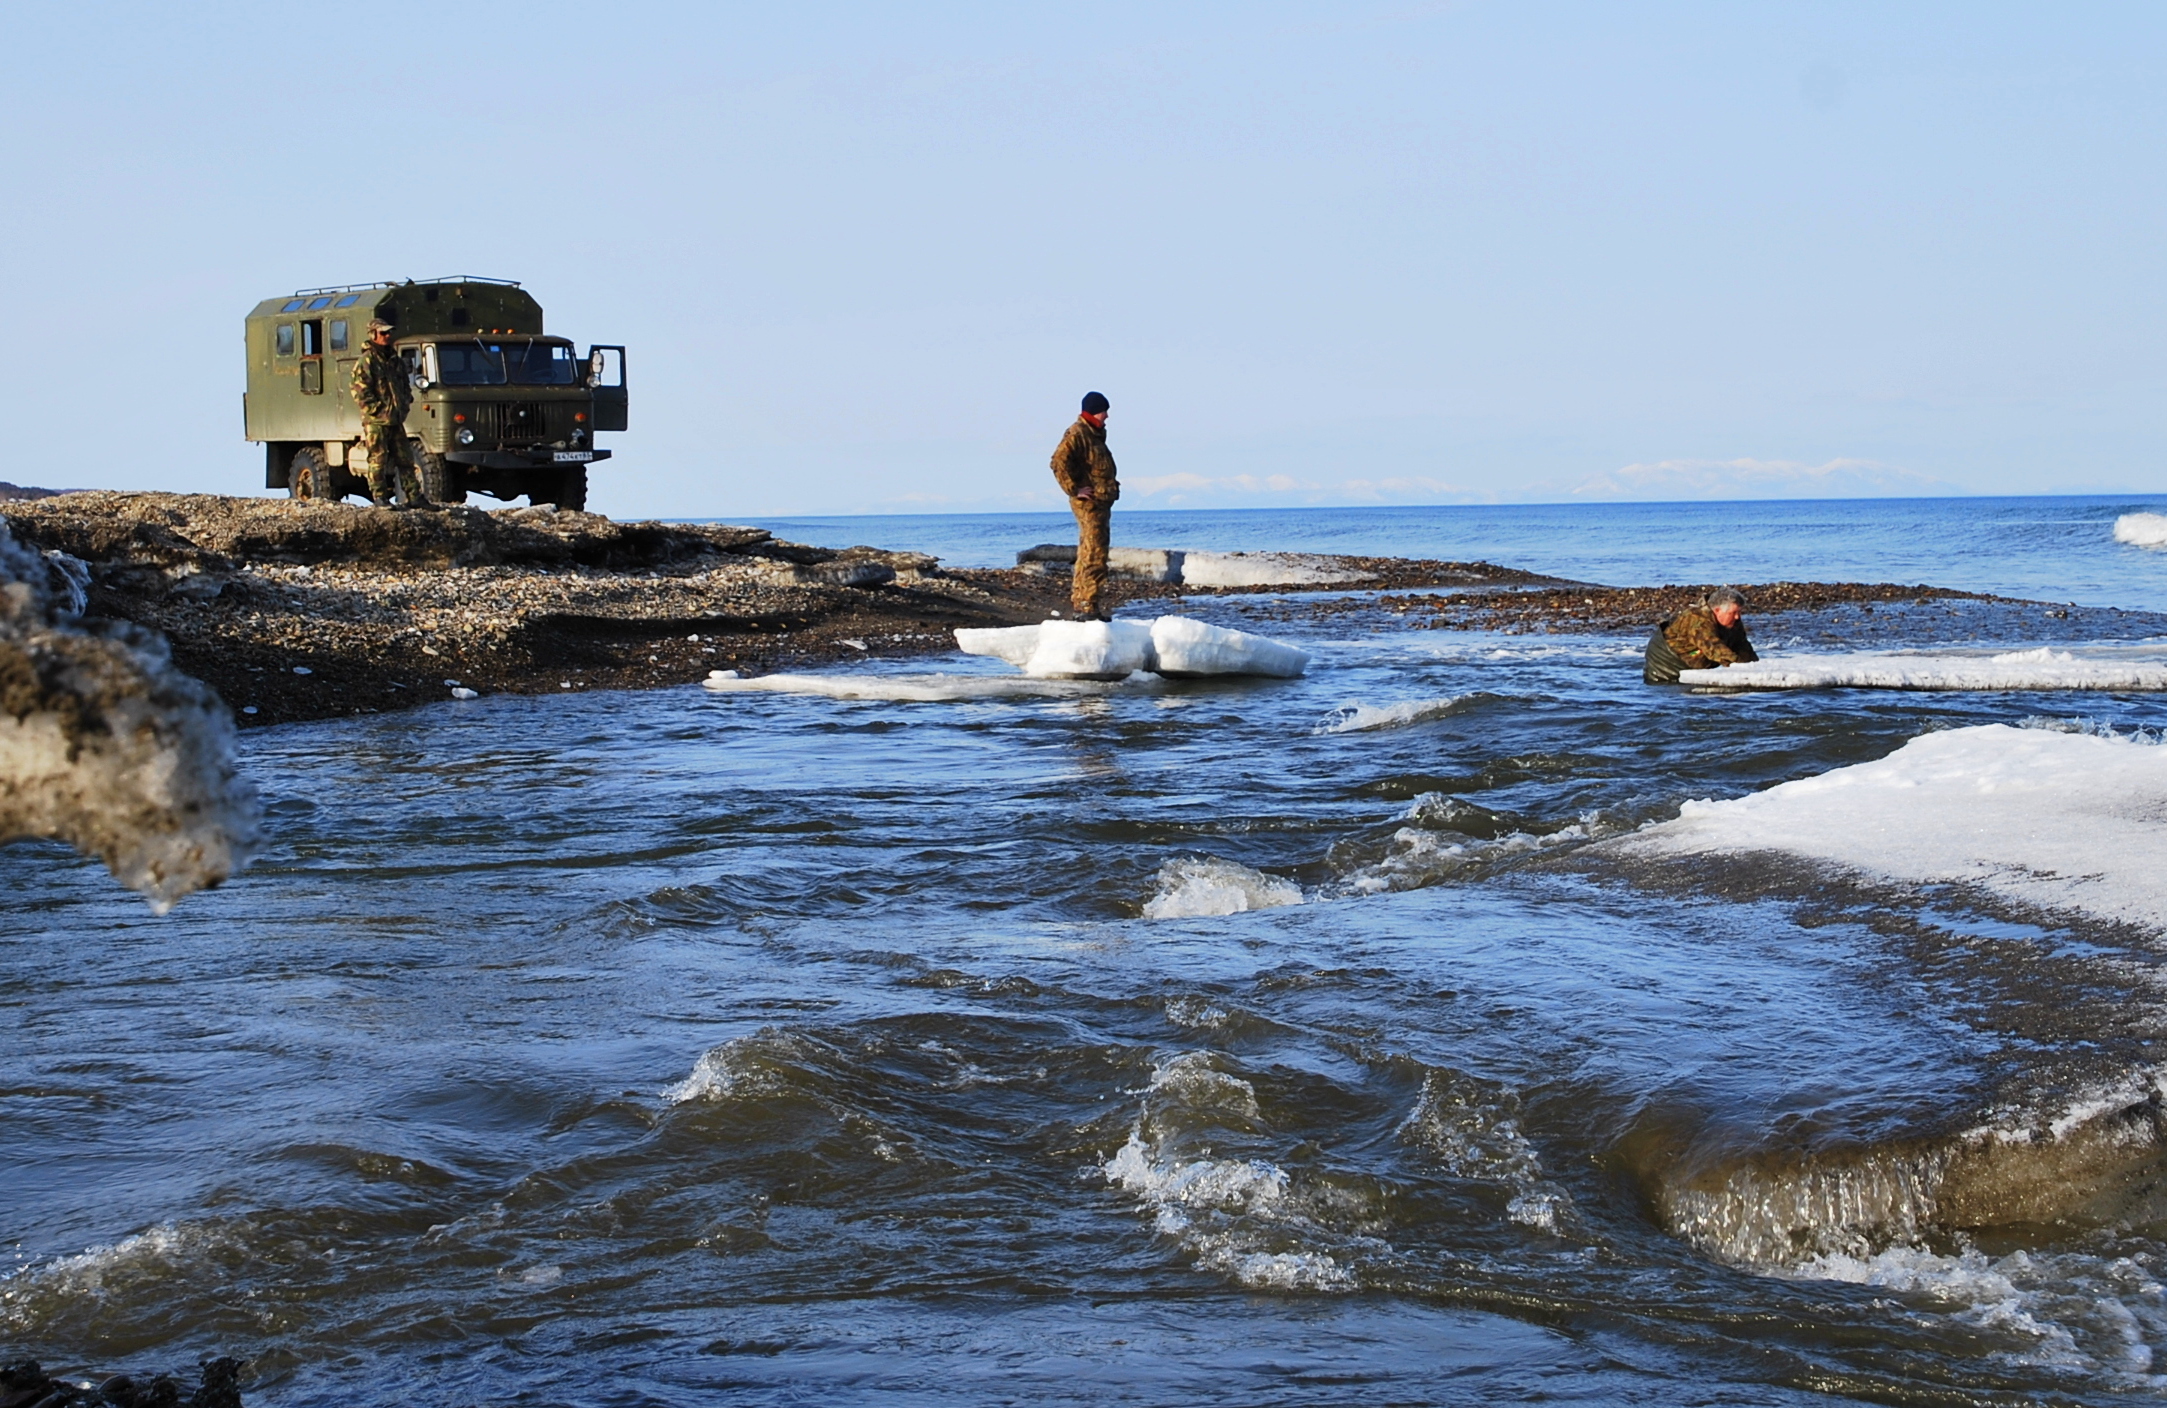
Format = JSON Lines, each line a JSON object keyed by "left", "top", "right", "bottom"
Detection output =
{"left": 289, "top": 447, "right": 343, "bottom": 502}
{"left": 412, "top": 441, "right": 467, "bottom": 505}
{"left": 534, "top": 466, "right": 587, "bottom": 511}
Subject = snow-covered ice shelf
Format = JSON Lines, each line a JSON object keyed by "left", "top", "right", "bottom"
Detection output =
{"left": 1681, "top": 646, "right": 2167, "bottom": 692}
{"left": 1614, "top": 723, "right": 2167, "bottom": 930}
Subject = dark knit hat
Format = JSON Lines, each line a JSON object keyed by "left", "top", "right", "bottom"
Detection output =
{"left": 1080, "top": 391, "right": 1110, "bottom": 414}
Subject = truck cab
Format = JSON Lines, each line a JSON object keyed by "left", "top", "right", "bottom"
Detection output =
{"left": 243, "top": 277, "right": 626, "bottom": 509}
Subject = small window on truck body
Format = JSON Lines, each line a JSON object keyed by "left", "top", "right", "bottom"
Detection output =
{"left": 301, "top": 320, "right": 322, "bottom": 356}
{"left": 334, "top": 293, "right": 361, "bottom": 308}
{"left": 280, "top": 298, "right": 306, "bottom": 313}
{"left": 329, "top": 319, "right": 348, "bottom": 351}
{"left": 275, "top": 324, "right": 295, "bottom": 356}
{"left": 306, "top": 296, "right": 333, "bottom": 311}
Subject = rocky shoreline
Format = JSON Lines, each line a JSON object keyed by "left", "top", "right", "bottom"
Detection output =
{"left": 0, "top": 494, "right": 1543, "bottom": 727}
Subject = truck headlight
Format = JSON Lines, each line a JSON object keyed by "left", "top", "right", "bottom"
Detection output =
{"left": 456, "top": 427, "right": 476, "bottom": 445}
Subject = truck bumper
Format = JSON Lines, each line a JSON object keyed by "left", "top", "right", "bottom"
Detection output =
{"left": 444, "top": 449, "right": 612, "bottom": 471}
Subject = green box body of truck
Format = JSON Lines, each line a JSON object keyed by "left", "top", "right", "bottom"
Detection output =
{"left": 243, "top": 277, "right": 626, "bottom": 509}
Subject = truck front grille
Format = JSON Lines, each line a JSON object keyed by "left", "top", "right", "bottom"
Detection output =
{"left": 489, "top": 401, "right": 552, "bottom": 443}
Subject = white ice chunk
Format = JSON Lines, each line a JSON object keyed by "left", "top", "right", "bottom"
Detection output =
{"left": 1681, "top": 647, "right": 2167, "bottom": 692}
{"left": 1614, "top": 723, "right": 2167, "bottom": 930}
{"left": 704, "top": 670, "right": 1158, "bottom": 701}
{"left": 2114, "top": 512, "right": 2167, "bottom": 549}
{"left": 1148, "top": 616, "right": 1309, "bottom": 678}
{"left": 953, "top": 624, "right": 1041, "bottom": 667}
{"left": 1023, "top": 619, "right": 1158, "bottom": 679}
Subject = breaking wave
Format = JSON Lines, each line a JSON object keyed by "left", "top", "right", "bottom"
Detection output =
{"left": 2114, "top": 512, "right": 2167, "bottom": 549}
{"left": 1142, "top": 857, "right": 1304, "bottom": 919}
{"left": 1314, "top": 695, "right": 1472, "bottom": 734}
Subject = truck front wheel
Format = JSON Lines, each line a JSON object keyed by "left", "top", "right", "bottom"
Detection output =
{"left": 412, "top": 441, "right": 467, "bottom": 505}
{"left": 289, "top": 447, "right": 343, "bottom": 502}
{"left": 534, "top": 466, "right": 587, "bottom": 512}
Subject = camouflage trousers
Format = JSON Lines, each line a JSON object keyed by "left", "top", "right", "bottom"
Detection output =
{"left": 1069, "top": 495, "right": 1112, "bottom": 618}
{"left": 360, "top": 423, "right": 424, "bottom": 505}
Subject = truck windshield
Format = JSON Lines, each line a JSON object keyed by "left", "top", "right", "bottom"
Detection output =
{"left": 433, "top": 340, "right": 581, "bottom": 386}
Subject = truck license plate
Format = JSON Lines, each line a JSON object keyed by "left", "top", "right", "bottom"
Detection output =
{"left": 553, "top": 452, "right": 595, "bottom": 462}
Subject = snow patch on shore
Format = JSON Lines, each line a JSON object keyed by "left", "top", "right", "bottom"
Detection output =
{"left": 1617, "top": 724, "right": 2167, "bottom": 930}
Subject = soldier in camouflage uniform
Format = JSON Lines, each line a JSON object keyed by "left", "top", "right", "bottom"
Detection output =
{"left": 1049, "top": 391, "right": 1118, "bottom": 619}
{"left": 1644, "top": 586, "right": 1757, "bottom": 683}
{"left": 350, "top": 318, "right": 433, "bottom": 509}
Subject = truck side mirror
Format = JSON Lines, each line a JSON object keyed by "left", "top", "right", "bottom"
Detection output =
{"left": 589, "top": 349, "right": 607, "bottom": 386}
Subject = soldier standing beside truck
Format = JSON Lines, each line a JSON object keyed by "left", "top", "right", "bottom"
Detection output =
{"left": 350, "top": 319, "right": 433, "bottom": 509}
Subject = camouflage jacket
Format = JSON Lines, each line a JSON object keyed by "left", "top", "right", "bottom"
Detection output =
{"left": 1662, "top": 605, "right": 1757, "bottom": 670}
{"left": 1050, "top": 418, "right": 1119, "bottom": 502}
{"left": 350, "top": 344, "right": 412, "bottom": 426}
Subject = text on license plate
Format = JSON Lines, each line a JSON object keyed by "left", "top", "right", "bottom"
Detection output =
{"left": 553, "top": 452, "right": 595, "bottom": 463}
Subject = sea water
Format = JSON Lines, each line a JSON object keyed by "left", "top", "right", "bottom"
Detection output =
{"left": 6, "top": 497, "right": 2167, "bottom": 1405}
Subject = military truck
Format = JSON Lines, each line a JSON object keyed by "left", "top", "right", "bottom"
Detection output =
{"left": 243, "top": 277, "right": 625, "bottom": 509}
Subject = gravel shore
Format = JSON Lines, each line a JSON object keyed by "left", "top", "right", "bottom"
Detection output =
{"left": 0, "top": 494, "right": 1538, "bottom": 727}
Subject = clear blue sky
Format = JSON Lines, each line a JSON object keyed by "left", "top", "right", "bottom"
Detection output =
{"left": 4, "top": 2, "right": 2161, "bottom": 518}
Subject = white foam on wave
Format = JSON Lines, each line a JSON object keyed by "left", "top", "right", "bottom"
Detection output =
{"left": 1101, "top": 1052, "right": 1358, "bottom": 1292}
{"left": 1142, "top": 857, "right": 1304, "bottom": 919}
{"left": 2114, "top": 512, "right": 2167, "bottom": 549}
{"left": 1616, "top": 723, "right": 2167, "bottom": 931}
{"left": 703, "top": 670, "right": 1159, "bottom": 702}
{"left": 1339, "top": 813, "right": 1608, "bottom": 895}
{"left": 1682, "top": 645, "right": 2167, "bottom": 692}
{"left": 1397, "top": 1067, "right": 1576, "bottom": 1235}
{"left": 1314, "top": 696, "right": 1470, "bottom": 734}
{"left": 0, "top": 1222, "right": 237, "bottom": 1334}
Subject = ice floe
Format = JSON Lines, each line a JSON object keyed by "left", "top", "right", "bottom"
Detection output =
{"left": 2113, "top": 512, "right": 2167, "bottom": 549}
{"left": 1616, "top": 723, "right": 2167, "bottom": 930}
{"left": 1681, "top": 645, "right": 2167, "bottom": 692}
{"left": 954, "top": 616, "right": 1309, "bottom": 680}
{"left": 703, "top": 670, "right": 1159, "bottom": 702}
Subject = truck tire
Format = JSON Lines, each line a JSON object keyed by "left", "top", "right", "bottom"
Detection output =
{"left": 534, "top": 466, "right": 587, "bottom": 511}
{"left": 289, "top": 447, "right": 343, "bottom": 502}
{"left": 412, "top": 440, "right": 467, "bottom": 505}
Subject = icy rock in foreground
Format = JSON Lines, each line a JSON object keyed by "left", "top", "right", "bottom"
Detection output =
{"left": 954, "top": 616, "right": 1309, "bottom": 680}
{"left": 2114, "top": 512, "right": 2167, "bottom": 549}
{"left": 1680, "top": 646, "right": 2167, "bottom": 692}
{"left": 1614, "top": 723, "right": 2167, "bottom": 930}
{"left": 0, "top": 522, "right": 259, "bottom": 910}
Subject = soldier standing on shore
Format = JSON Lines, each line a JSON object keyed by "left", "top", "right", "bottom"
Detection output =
{"left": 1049, "top": 391, "right": 1118, "bottom": 619}
{"left": 351, "top": 318, "right": 433, "bottom": 509}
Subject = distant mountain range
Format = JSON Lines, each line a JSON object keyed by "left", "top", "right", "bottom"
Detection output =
{"left": 0, "top": 482, "right": 74, "bottom": 501}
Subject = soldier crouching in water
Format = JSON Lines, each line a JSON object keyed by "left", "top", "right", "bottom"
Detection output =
{"left": 350, "top": 318, "right": 435, "bottom": 510}
{"left": 1050, "top": 391, "right": 1118, "bottom": 620}
{"left": 1645, "top": 586, "right": 1757, "bottom": 683}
